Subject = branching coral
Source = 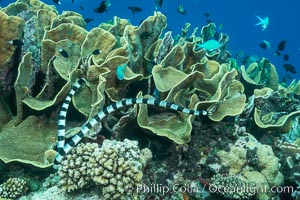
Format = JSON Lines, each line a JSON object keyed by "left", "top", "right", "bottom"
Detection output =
{"left": 58, "top": 139, "right": 151, "bottom": 199}
{"left": 90, "top": 139, "right": 145, "bottom": 199}
{"left": 58, "top": 142, "right": 97, "bottom": 192}
{"left": 0, "top": 178, "right": 28, "bottom": 199}
{"left": 210, "top": 174, "right": 256, "bottom": 199}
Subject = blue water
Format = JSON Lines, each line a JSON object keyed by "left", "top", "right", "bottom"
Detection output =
{"left": 1, "top": 0, "right": 300, "bottom": 81}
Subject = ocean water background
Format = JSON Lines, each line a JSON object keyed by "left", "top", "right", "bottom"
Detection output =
{"left": 1, "top": 0, "right": 299, "bottom": 81}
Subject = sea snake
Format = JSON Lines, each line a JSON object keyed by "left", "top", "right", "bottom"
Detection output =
{"left": 53, "top": 78, "right": 211, "bottom": 169}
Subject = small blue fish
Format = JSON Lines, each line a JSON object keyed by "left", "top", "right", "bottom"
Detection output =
{"left": 177, "top": 4, "right": 186, "bottom": 15}
{"left": 195, "top": 39, "right": 221, "bottom": 51}
{"left": 52, "top": 0, "right": 61, "bottom": 5}
{"left": 255, "top": 15, "right": 269, "bottom": 31}
{"left": 116, "top": 64, "right": 126, "bottom": 80}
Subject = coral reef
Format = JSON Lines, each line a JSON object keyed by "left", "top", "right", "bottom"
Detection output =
{"left": 209, "top": 133, "right": 284, "bottom": 200}
{"left": 253, "top": 88, "right": 300, "bottom": 133}
{"left": 0, "top": 0, "right": 299, "bottom": 199}
{"left": 241, "top": 57, "right": 279, "bottom": 95}
{"left": 0, "top": 10, "right": 24, "bottom": 96}
{"left": 0, "top": 115, "right": 57, "bottom": 168}
{"left": 210, "top": 174, "right": 256, "bottom": 199}
{"left": 58, "top": 143, "right": 97, "bottom": 192}
{"left": 58, "top": 139, "right": 151, "bottom": 199}
{"left": 90, "top": 139, "right": 146, "bottom": 199}
{"left": 0, "top": 178, "right": 28, "bottom": 199}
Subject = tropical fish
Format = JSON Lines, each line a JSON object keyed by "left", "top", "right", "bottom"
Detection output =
{"left": 283, "top": 54, "right": 289, "bottom": 61}
{"left": 128, "top": 6, "right": 143, "bottom": 14}
{"left": 84, "top": 18, "right": 93, "bottom": 24}
{"left": 283, "top": 64, "right": 297, "bottom": 74}
{"left": 92, "top": 49, "right": 101, "bottom": 55}
{"left": 177, "top": 4, "right": 186, "bottom": 15}
{"left": 259, "top": 42, "right": 267, "bottom": 50}
{"left": 195, "top": 39, "right": 221, "bottom": 51}
{"left": 116, "top": 64, "right": 127, "bottom": 80}
{"left": 255, "top": 15, "right": 269, "bottom": 31}
{"left": 52, "top": 0, "right": 61, "bottom": 4}
{"left": 8, "top": 39, "right": 24, "bottom": 47}
{"left": 259, "top": 40, "right": 271, "bottom": 50}
{"left": 58, "top": 48, "right": 69, "bottom": 58}
{"left": 274, "top": 51, "right": 281, "bottom": 56}
{"left": 219, "top": 24, "right": 223, "bottom": 30}
{"left": 277, "top": 40, "right": 288, "bottom": 51}
{"left": 203, "top": 12, "right": 210, "bottom": 18}
{"left": 94, "top": 0, "right": 110, "bottom": 13}
{"left": 155, "top": 0, "right": 163, "bottom": 10}
{"left": 105, "top": 0, "right": 111, "bottom": 7}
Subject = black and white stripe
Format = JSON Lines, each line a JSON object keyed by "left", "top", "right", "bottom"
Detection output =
{"left": 54, "top": 81, "right": 210, "bottom": 169}
{"left": 57, "top": 78, "right": 85, "bottom": 152}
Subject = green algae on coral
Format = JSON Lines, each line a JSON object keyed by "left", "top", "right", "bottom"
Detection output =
{"left": 2, "top": 2, "right": 299, "bottom": 200}
{"left": 241, "top": 58, "right": 279, "bottom": 95}
{"left": 44, "top": 23, "right": 88, "bottom": 44}
{"left": 14, "top": 52, "right": 83, "bottom": 113}
{"left": 18, "top": 0, "right": 57, "bottom": 13}
{"left": 0, "top": 116, "right": 57, "bottom": 168}
{"left": 253, "top": 87, "right": 300, "bottom": 133}
{"left": 53, "top": 40, "right": 82, "bottom": 80}
{"left": 162, "top": 61, "right": 246, "bottom": 122}
{"left": 0, "top": 98, "right": 12, "bottom": 130}
{"left": 81, "top": 27, "right": 117, "bottom": 62}
{"left": 137, "top": 62, "right": 246, "bottom": 143}
{"left": 1, "top": 2, "right": 29, "bottom": 16}
{"left": 152, "top": 64, "right": 187, "bottom": 93}
{"left": 73, "top": 72, "right": 106, "bottom": 117}
{"left": 160, "top": 45, "right": 185, "bottom": 68}
{"left": 200, "top": 22, "right": 217, "bottom": 42}
{"left": 51, "top": 11, "right": 86, "bottom": 29}
{"left": 36, "top": 9, "right": 58, "bottom": 41}
{"left": 121, "top": 12, "right": 167, "bottom": 75}
{"left": 0, "top": 11, "right": 24, "bottom": 65}
{"left": 137, "top": 93, "right": 197, "bottom": 144}
{"left": 254, "top": 108, "right": 300, "bottom": 133}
